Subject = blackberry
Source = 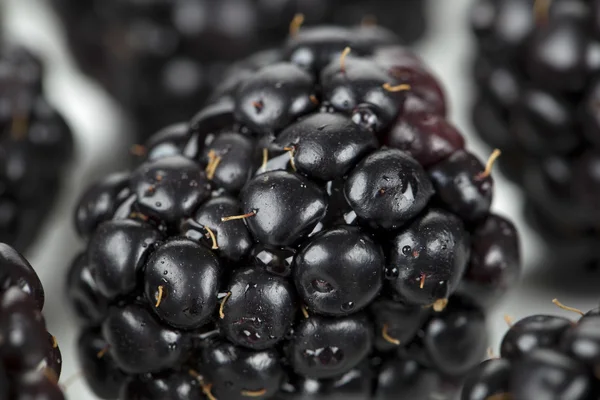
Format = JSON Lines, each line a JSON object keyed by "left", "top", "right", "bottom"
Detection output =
{"left": 470, "top": 0, "right": 600, "bottom": 268}
{"left": 0, "top": 45, "right": 74, "bottom": 251}
{"left": 0, "top": 243, "right": 65, "bottom": 399}
{"left": 462, "top": 300, "right": 600, "bottom": 400}
{"left": 52, "top": 0, "right": 428, "bottom": 140}
{"left": 69, "top": 25, "right": 521, "bottom": 399}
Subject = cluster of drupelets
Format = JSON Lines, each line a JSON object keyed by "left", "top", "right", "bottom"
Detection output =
{"left": 64, "top": 17, "right": 521, "bottom": 400}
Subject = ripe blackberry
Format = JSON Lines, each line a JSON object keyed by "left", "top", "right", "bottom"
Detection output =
{"left": 0, "top": 243, "right": 65, "bottom": 399}
{"left": 69, "top": 24, "right": 521, "bottom": 399}
{"left": 470, "top": 0, "right": 600, "bottom": 267}
{"left": 462, "top": 300, "right": 600, "bottom": 400}
{"left": 0, "top": 45, "right": 74, "bottom": 251}
{"left": 52, "top": 0, "right": 428, "bottom": 140}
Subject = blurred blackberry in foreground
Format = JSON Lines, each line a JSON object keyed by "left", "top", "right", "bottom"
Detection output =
{"left": 471, "top": 0, "right": 600, "bottom": 267}
{"left": 463, "top": 300, "right": 600, "bottom": 400}
{"left": 0, "top": 45, "right": 74, "bottom": 251}
{"left": 51, "top": 0, "right": 428, "bottom": 140}
{"left": 0, "top": 243, "right": 65, "bottom": 399}
{"left": 69, "top": 24, "right": 520, "bottom": 400}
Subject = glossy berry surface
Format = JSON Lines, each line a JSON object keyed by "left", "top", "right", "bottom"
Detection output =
{"left": 69, "top": 24, "right": 521, "bottom": 400}
{"left": 289, "top": 313, "right": 373, "bottom": 379}
{"left": 220, "top": 266, "right": 297, "bottom": 350}
{"left": 387, "top": 209, "right": 470, "bottom": 305}
{"left": 463, "top": 304, "right": 600, "bottom": 400}
{"left": 461, "top": 358, "right": 511, "bottom": 400}
{"left": 429, "top": 150, "right": 493, "bottom": 222}
{"left": 52, "top": 0, "right": 428, "bottom": 140}
{"left": 143, "top": 238, "right": 221, "bottom": 329}
{"left": 0, "top": 46, "right": 73, "bottom": 251}
{"left": 198, "top": 339, "right": 283, "bottom": 400}
{"left": 344, "top": 149, "right": 434, "bottom": 230}
{"left": 183, "top": 195, "right": 253, "bottom": 262}
{"left": 102, "top": 303, "right": 189, "bottom": 374}
{"left": 375, "top": 357, "right": 441, "bottom": 400}
{"left": 275, "top": 113, "right": 377, "bottom": 181}
{"left": 277, "top": 362, "right": 372, "bottom": 399}
{"left": 423, "top": 297, "right": 488, "bottom": 377}
{"left": 77, "top": 327, "right": 127, "bottom": 399}
{"left": 294, "top": 225, "right": 384, "bottom": 316}
{"left": 459, "top": 214, "right": 520, "bottom": 307}
{"left": 242, "top": 170, "right": 327, "bottom": 246}
{"left": 120, "top": 370, "right": 203, "bottom": 400}
{"left": 0, "top": 243, "right": 65, "bottom": 399}
{"left": 470, "top": 0, "right": 600, "bottom": 266}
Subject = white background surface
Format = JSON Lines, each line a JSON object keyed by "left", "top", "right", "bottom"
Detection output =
{"left": 3, "top": 0, "right": 598, "bottom": 398}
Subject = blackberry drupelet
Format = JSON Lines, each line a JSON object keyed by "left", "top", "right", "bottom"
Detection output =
{"left": 0, "top": 243, "right": 65, "bottom": 399}
{"left": 0, "top": 45, "right": 74, "bottom": 251}
{"left": 69, "top": 24, "right": 521, "bottom": 399}
{"left": 462, "top": 300, "right": 600, "bottom": 400}
{"left": 51, "top": 0, "right": 428, "bottom": 140}
{"left": 470, "top": 0, "right": 600, "bottom": 267}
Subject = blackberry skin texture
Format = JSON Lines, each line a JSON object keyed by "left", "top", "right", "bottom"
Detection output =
{"left": 462, "top": 303, "right": 600, "bottom": 400}
{"left": 470, "top": 0, "right": 600, "bottom": 267}
{"left": 0, "top": 45, "right": 74, "bottom": 251}
{"left": 69, "top": 24, "right": 521, "bottom": 400}
{"left": 0, "top": 243, "right": 65, "bottom": 399}
{"left": 51, "top": 0, "right": 428, "bottom": 140}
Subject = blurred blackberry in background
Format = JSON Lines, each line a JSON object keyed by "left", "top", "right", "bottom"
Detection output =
{"left": 463, "top": 300, "right": 600, "bottom": 400}
{"left": 470, "top": 0, "right": 600, "bottom": 267}
{"left": 0, "top": 243, "right": 65, "bottom": 399}
{"left": 51, "top": 0, "right": 428, "bottom": 140}
{"left": 68, "top": 24, "right": 521, "bottom": 400}
{"left": 0, "top": 45, "right": 74, "bottom": 251}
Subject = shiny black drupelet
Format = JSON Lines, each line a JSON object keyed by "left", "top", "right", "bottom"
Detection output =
{"left": 69, "top": 24, "right": 521, "bottom": 399}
